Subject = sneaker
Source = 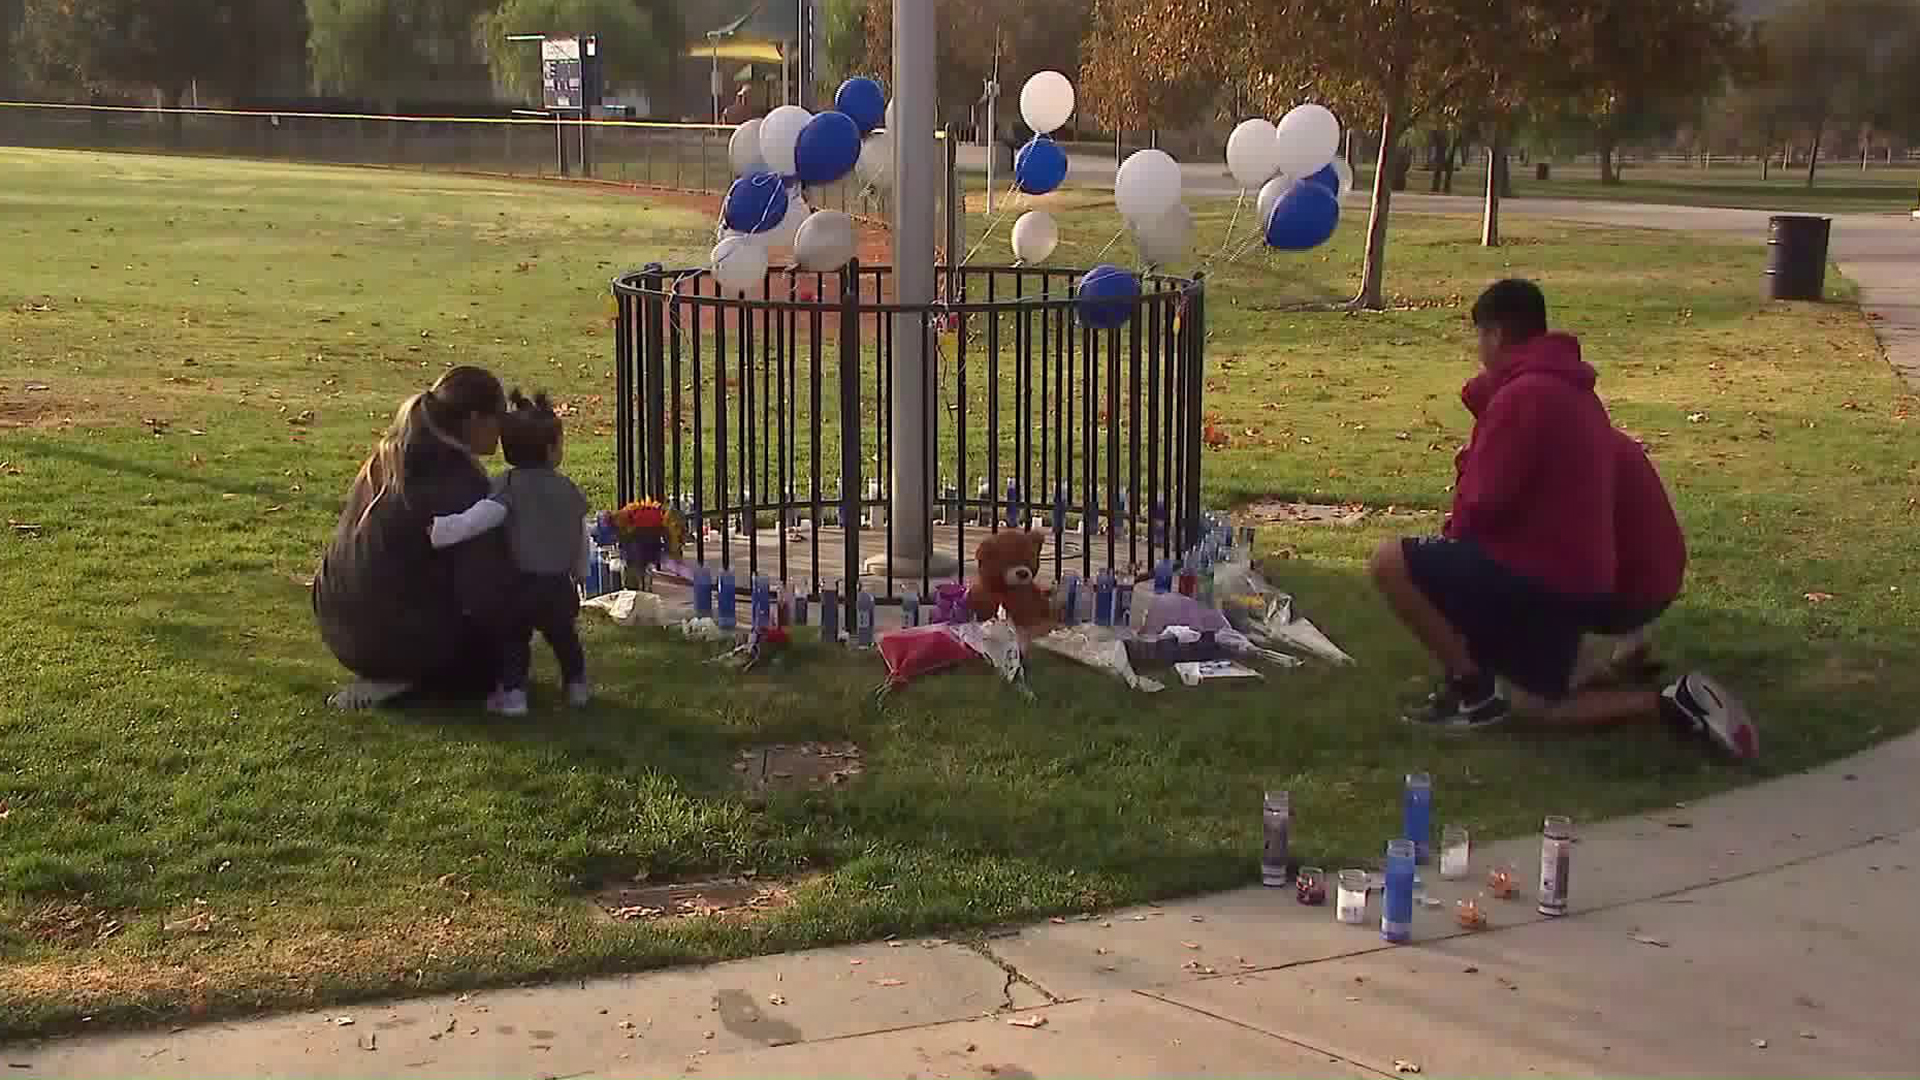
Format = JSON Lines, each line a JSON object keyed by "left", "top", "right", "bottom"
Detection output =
{"left": 486, "top": 687, "right": 530, "bottom": 718}
{"left": 1403, "top": 674, "right": 1510, "bottom": 729}
{"left": 565, "top": 681, "right": 592, "bottom": 708}
{"left": 1661, "top": 671, "right": 1757, "bottom": 760}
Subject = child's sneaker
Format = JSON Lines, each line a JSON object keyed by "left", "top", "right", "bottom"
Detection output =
{"left": 1660, "top": 671, "right": 1757, "bottom": 760}
{"left": 566, "top": 681, "right": 592, "bottom": 708}
{"left": 486, "top": 687, "right": 530, "bottom": 718}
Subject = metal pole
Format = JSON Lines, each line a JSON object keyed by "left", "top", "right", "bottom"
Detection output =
{"left": 880, "top": 0, "right": 940, "bottom": 574}
{"left": 782, "top": 40, "right": 791, "bottom": 106}
{"left": 710, "top": 39, "right": 721, "bottom": 125}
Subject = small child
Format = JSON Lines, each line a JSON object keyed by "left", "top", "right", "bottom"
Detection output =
{"left": 430, "top": 389, "right": 592, "bottom": 716}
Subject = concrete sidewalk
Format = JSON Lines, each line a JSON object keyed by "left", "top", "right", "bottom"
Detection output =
{"left": 17, "top": 732, "right": 1920, "bottom": 1079}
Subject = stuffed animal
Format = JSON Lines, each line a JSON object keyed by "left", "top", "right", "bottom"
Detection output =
{"left": 966, "top": 529, "right": 1053, "bottom": 628}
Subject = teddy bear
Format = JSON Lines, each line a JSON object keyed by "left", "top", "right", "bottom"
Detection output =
{"left": 966, "top": 529, "right": 1053, "bottom": 628}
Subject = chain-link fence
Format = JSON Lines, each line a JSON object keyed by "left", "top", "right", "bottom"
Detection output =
{"left": 0, "top": 101, "right": 904, "bottom": 220}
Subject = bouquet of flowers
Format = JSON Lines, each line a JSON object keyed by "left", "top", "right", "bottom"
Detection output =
{"left": 595, "top": 499, "right": 686, "bottom": 572}
{"left": 711, "top": 624, "right": 792, "bottom": 671}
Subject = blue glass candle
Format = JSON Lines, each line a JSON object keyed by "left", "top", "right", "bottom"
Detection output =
{"left": 1382, "top": 838, "right": 1415, "bottom": 944}
{"left": 901, "top": 591, "right": 921, "bottom": 627}
{"left": 820, "top": 580, "right": 841, "bottom": 643}
{"left": 692, "top": 565, "right": 714, "bottom": 617}
{"left": 1006, "top": 478, "right": 1021, "bottom": 528}
{"left": 854, "top": 590, "right": 876, "bottom": 647}
{"left": 1093, "top": 570, "right": 1115, "bottom": 626}
{"left": 1061, "top": 574, "right": 1081, "bottom": 626}
{"left": 716, "top": 569, "right": 737, "bottom": 630}
{"left": 1153, "top": 558, "right": 1174, "bottom": 594}
{"left": 750, "top": 575, "right": 772, "bottom": 630}
{"left": 1404, "top": 771, "right": 1433, "bottom": 863}
{"left": 790, "top": 585, "right": 809, "bottom": 626}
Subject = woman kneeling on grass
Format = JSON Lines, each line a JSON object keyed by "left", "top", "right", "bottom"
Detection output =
{"left": 313, "top": 365, "right": 522, "bottom": 709}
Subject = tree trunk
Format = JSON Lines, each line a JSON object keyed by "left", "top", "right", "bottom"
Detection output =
{"left": 1805, "top": 125, "right": 1822, "bottom": 188}
{"left": 1760, "top": 151, "right": 1769, "bottom": 181}
{"left": 1390, "top": 147, "right": 1412, "bottom": 191}
{"left": 1482, "top": 144, "right": 1502, "bottom": 248}
{"left": 1496, "top": 147, "right": 1512, "bottom": 198}
{"left": 1353, "top": 98, "right": 1402, "bottom": 311}
{"left": 1597, "top": 137, "right": 1619, "bottom": 185}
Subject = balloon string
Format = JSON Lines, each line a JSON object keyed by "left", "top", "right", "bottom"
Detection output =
{"left": 1208, "top": 189, "right": 1245, "bottom": 265}
{"left": 959, "top": 179, "right": 1022, "bottom": 268}
{"left": 1092, "top": 227, "right": 1126, "bottom": 262}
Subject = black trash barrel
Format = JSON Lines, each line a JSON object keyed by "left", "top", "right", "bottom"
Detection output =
{"left": 1766, "top": 214, "right": 1830, "bottom": 301}
{"left": 1536, "top": 162, "right": 1550, "bottom": 181}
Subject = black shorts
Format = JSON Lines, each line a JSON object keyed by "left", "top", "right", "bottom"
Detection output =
{"left": 1401, "top": 536, "right": 1595, "bottom": 700}
{"left": 1581, "top": 596, "right": 1671, "bottom": 637}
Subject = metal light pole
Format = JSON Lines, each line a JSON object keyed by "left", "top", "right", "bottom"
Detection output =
{"left": 875, "top": 0, "right": 941, "bottom": 575}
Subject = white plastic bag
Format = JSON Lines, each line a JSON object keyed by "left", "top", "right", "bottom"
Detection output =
{"left": 582, "top": 589, "right": 689, "bottom": 628}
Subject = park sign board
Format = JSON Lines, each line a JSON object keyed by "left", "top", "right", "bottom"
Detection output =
{"left": 540, "top": 36, "right": 603, "bottom": 112}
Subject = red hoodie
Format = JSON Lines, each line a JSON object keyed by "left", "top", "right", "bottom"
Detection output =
{"left": 1445, "top": 332, "right": 1617, "bottom": 597}
{"left": 1611, "top": 430, "right": 1686, "bottom": 604}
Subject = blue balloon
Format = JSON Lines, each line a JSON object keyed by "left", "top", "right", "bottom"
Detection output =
{"left": 794, "top": 110, "right": 862, "bottom": 186}
{"left": 1303, "top": 163, "right": 1341, "bottom": 193}
{"left": 724, "top": 172, "right": 789, "bottom": 234}
{"left": 1014, "top": 136, "right": 1068, "bottom": 195}
{"left": 1265, "top": 181, "right": 1340, "bottom": 250}
{"left": 835, "top": 76, "right": 887, "bottom": 134}
{"left": 1077, "top": 264, "right": 1141, "bottom": 330}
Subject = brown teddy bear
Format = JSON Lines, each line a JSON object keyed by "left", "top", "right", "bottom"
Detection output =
{"left": 966, "top": 529, "right": 1053, "bottom": 628}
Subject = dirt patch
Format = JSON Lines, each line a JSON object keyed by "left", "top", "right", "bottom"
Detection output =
{"left": 16, "top": 901, "right": 125, "bottom": 949}
{"left": 1240, "top": 500, "right": 1439, "bottom": 527}
{"left": 733, "top": 741, "right": 866, "bottom": 798}
{"left": 1800, "top": 653, "right": 1891, "bottom": 692}
{"left": 590, "top": 876, "right": 798, "bottom": 924}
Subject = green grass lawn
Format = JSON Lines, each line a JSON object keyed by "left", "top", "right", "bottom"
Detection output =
{"left": 3, "top": 148, "right": 1918, "bottom": 1036}
{"left": 1365, "top": 159, "right": 1920, "bottom": 214}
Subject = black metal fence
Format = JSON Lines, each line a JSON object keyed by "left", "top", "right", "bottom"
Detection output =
{"left": 612, "top": 261, "right": 1207, "bottom": 626}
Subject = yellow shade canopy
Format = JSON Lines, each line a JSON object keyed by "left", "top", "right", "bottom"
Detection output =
{"left": 685, "top": 40, "right": 785, "bottom": 64}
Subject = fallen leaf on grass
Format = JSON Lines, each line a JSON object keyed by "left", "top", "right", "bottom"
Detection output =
{"left": 1049, "top": 917, "right": 1067, "bottom": 924}
{"left": 848, "top": 958, "right": 864, "bottom": 966}
{"left": 333, "top": 1016, "right": 355, "bottom": 1027}
{"left": 1630, "top": 934, "right": 1670, "bottom": 948}
{"left": 876, "top": 978, "right": 906, "bottom": 987}
{"left": 767, "top": 994, "right": 785, "bottom": 1006}
{"left": 1181, "top": 941, "right": 1201, "bottom": 950}
{"left": 1006, "top": 1015, "right": 1047, "bottom": 1029}
{"left": 1804, "top": 592, "right": 1835, "bottom": 603}
{"left": 1394, "top": 1060, "right": 1422, "bottom": 1073}
{"left": 1752, "top": 1039, "right": 1768, "bottom": 1049}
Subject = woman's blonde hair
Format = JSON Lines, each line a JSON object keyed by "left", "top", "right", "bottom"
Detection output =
{"left": 354, "top": 366, "right": 505, "bottom": 527}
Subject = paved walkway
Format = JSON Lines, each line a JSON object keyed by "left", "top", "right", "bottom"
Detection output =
{"left": 17, "top": 732, "right": 1920, "bottom": 1079}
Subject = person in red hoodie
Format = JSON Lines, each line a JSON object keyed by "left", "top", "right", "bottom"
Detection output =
{"left": 1368, "top": 279, "right": 1756, "bottom": 759}
{"left": 1570, "top": 430, "right": 1687, "bottom": 688}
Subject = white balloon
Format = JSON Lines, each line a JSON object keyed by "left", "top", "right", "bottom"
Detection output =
{"left": 1114, "top": 149, "right": 1182, "bottom": 222}
{"left": 1133, "top": 203, "right": 1193, "bottom": 268}
{"left": 1020, "top": 70, "right": 1075, "bottom": 135}
{"left": 1256, "top": 173, "right": 1293, "bottom": 224}
{"left": 711, "top": 235, "right": 768, "bottom": 294}
{"left": 794, "top": 210, "right": 857, "bottom": 271}
{"left": 758, "top": 104, "right": 814, "bottom": 177}
{"left": 1225, "top": 118, "right": 1283, "bottom": 189}
{"left": 728, "top": 119, "right": 766, "bottom": 176}
{"left": 856, "top": 131, "right": 894, "bottom": 189}
{"left": 763, "top": 188, "right": 810, "bottom": 250}
{"left": 885, "top": 99, "right": 894, "bottom": 131}
{"left": 1010, "top": 210, "right": 1059, "bottom": 264}
{"left": 1275, "top": 103, "right": 1341, "bottom": 180}
{"left": 1331, "top": 156, "right": 1355, "bottom": 198}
